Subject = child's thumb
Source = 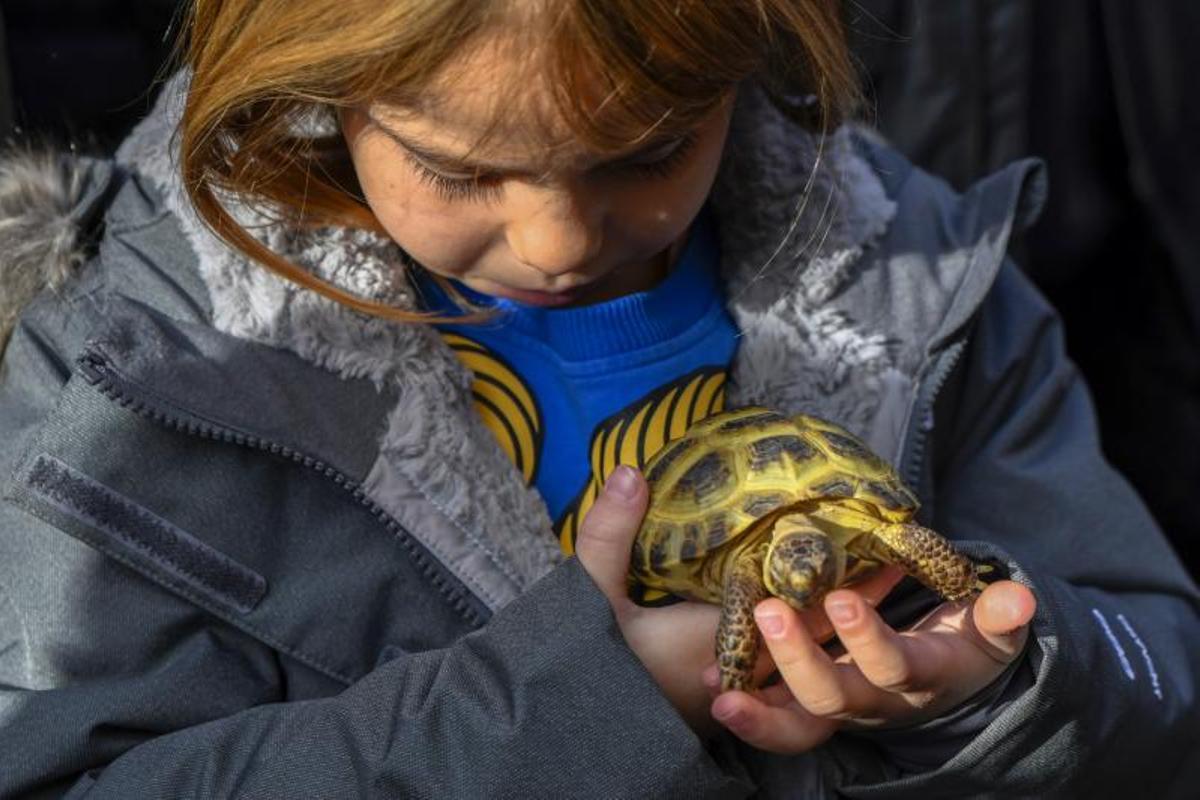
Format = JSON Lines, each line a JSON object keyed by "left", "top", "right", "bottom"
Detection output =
{"left": 972, "top": 581, "right": 1037, "bottom": 661}
{"left": 574, "top": 465, "right": 648, "bottom": 607}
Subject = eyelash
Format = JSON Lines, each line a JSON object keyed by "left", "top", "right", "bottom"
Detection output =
{"left": 405, "top": 155, "right": 505, "bottom": 204}
{"left": 627, "top": 133, "right": 698, "bottom": 180}
{"left": 404, "top": 133, "right": 698, "bottom": 204}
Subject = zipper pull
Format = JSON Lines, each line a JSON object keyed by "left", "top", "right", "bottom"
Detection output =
{"left": 77, "top": 350, "right": 109, "bottom": 384}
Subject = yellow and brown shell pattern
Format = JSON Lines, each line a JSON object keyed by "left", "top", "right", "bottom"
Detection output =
{"left": 630, "top": 406, "right": 920, "bottom": 601}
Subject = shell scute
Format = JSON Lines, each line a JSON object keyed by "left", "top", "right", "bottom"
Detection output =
{"left": 669, "top": 450, "right": 734, "bottom": 504}
{"left": 679, "top": 536, "right": 699, "bottom": 561}
{"left": 645, "top": 435, "right": 695, "bottom": 484}
{"left": 808, "top": 477, "right": 856, "bottom": 498}
{"left": 741, "top": 492, "right": 789, "bottom": 518}
{"left": 866, "top": 480, "right": 917, "bottom": 512}
{"left": 819, "top": 429, "right": 876, "bottom": 462}
{"left": 748, "top": 434, "right": 816, "bottom": 470}
{"left": 648, "top": 536, "right": 671, "bottom": 570}
{"left": 716, "top": 409, "right": 785, "bottom": 433}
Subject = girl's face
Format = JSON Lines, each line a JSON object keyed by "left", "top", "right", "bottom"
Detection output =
{"left": 341, "top": 40, "right": 735, "bottom": 307}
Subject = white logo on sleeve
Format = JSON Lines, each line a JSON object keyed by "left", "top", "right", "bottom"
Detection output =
{"left": 1091, "top": 608, "right": 1163, "bottom": 701}
{"left": 1116, "top": 613, "right": 1164, "bottom": 701}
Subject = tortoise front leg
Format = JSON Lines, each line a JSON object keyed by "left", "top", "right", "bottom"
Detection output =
{"left": 872, "top": 522, "right": 985, "bottom": 601}
{"left": 716, "top": 543, "right": 770, "bottom": 691}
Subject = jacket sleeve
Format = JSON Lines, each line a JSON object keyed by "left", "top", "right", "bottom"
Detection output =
{"left": 0, "top": 551, "right": 749, "bottom": 799}
{"left": 842, "top": 262, "right": 1200, "bottom": 798}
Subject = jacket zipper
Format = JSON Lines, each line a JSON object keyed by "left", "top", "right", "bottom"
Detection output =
{"left": 76, "top": 348, "right": 486, "bottom": 627}
{"left": 900, "top": 338, "right": 968, "bottom": 492}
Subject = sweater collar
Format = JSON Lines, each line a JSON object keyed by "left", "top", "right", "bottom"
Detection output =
{"left": 416, "top": 210, "right": 722, "bottom": 362}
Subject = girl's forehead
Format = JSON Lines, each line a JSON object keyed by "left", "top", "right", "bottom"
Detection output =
{"left": 372, "top": 40, "right": 617, "bottom": 162}
{"left": 364, "top": 22, "right": 734, "bottom": 167}
{"left": 370, "top": 106, "right": 580, "bottom": 176}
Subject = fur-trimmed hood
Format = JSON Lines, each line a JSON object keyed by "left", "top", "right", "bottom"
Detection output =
{"left": 0, "top": 73, "right": 1042, "bottom": 611}
{"left": 0, "top": 153, "right": 112, "bottom": 355}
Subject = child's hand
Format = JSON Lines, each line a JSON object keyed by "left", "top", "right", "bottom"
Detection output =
{"left": 705, "top": 579, "right": 1037, "bottom": 753}
{"left": 574, "top": 467, "right": 906, "bottom": 737}
{"left": 575, "top": 465, "right": 725, "bottom": 735}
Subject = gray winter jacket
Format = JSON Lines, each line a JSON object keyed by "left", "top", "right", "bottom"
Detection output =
{"left": 0, "top": 78, "right": 1197, "bottom": 798}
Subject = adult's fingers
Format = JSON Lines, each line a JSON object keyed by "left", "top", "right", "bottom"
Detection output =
{"left": 574, "top": 466, "right": 649, "bottom": 606}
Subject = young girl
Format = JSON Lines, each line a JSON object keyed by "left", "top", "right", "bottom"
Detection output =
{"left": 0, "top": 1, "right": 1196, "bottom": 797}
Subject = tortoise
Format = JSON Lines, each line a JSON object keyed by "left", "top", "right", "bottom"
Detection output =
{"left": 629, "top": 406, "right": 989, "bottom": 691}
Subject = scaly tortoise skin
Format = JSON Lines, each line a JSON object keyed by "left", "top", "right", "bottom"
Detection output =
{"left": 629, "top": 406, "right": 988, "bottom": 691}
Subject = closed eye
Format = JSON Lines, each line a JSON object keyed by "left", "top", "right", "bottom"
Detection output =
{"left": 615, "top": 133, "right": 697, "bottom": 179}
{"left": 401, "top": 131, "right": 699, "bottom": 204}
{"left": 403, "top": 151, "right": 504, "bottom": 204}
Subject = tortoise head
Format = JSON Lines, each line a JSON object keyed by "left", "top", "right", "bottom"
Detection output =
{"left": 763, "top": 519, "right": 845, "bottom": 610}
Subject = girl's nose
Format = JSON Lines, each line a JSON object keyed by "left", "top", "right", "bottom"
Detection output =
{"left": 505, "top": 186, "right": 603, "bottom": 278}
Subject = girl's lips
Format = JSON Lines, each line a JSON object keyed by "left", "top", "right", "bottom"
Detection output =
{"left": 487, "top": 284, "right": 588, "bottom": 307}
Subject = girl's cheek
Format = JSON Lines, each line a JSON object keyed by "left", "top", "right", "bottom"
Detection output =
{"left": 613, "top": 177, "right": 708, "bottom": 249}
{"left": 370, "top": 188, "right": 497, "bottom": 277}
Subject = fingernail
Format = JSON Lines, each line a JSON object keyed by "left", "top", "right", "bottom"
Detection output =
{"left": 827, "top": 598, "right": 858, "bottom": 626}
{"left": 756, "top": 611, "right": 785, "bottom": 638}
{"left": 982, "top": 592, "right": 1025, "bottom": 630}
{"left": 607, "top": 465, "right": 639, "bottom": 501}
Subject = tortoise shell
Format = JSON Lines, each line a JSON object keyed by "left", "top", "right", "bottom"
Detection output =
{"left": 630, "top": 406, "right": 918, "bottom": 600}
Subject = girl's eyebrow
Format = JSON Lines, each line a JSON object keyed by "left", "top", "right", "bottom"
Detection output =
{"left": 369, "top": 115, "right": 681, "bottom": 177}
{"left": 380, "top": 125, "right": 500, "bottom": 175}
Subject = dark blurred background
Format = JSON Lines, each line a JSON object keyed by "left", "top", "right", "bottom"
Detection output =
{"left": 0, "top": 0, "right": 180, "bottom": 149}
{"left": 1, "top": 0, "right": 1196, "bottom": 576}
{"left": 846, "top": 0, "right": 1200, "bottom": 577}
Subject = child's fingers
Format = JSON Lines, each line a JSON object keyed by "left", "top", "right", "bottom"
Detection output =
{"left": 798, "top": 565, "right": 905, "bottom": 643}
{"left": 710, "top": 690, "right": 837, "bottom": 753}
{"left": 823, "top": 590, "right": 947, "bottom": 693}
{"left": 970, "top": 581, "right": 1036, "bottom": 662}
{"left": 573, "top": 466, "right": 648, "bottom": 607}
{"left": 702, "top": 566, "right": 906, "bottom": 695}
{"left": 754, "top": 598, "right": 881, "bottom": 718}
{"left": 756, "top": 681, "right": 798, "bottom": 708}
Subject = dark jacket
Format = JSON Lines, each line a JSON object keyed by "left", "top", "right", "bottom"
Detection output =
{"left": 0, "top": 78, "right": 1197, "bottom": 798}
